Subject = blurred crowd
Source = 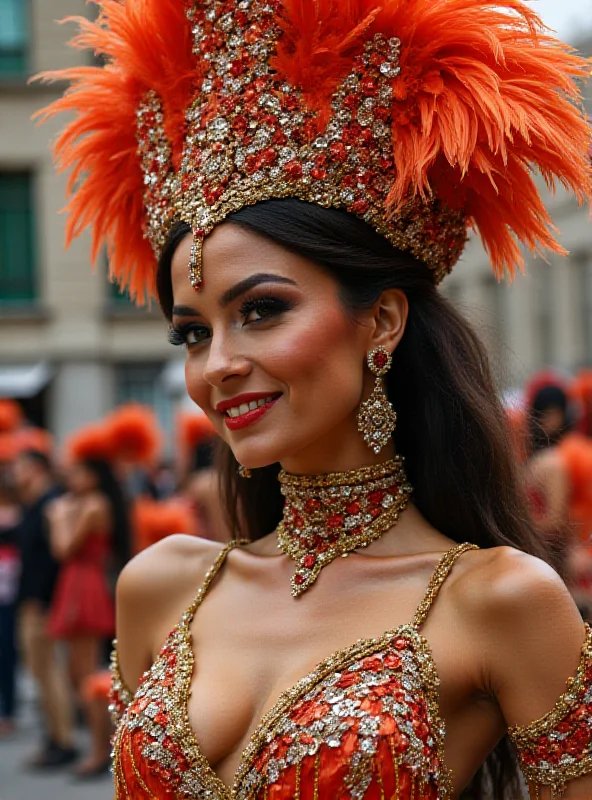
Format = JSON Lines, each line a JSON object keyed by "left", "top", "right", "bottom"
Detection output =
{"left": 0, "top": 400, "right": 227, "bottom": 779}
{"left": 508, "top": 369, "right": 592, "bottom": 620}
{"left": 1, "top": 369, "right": 592, "bottom": 781}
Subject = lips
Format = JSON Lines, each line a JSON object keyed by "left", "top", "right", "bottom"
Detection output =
{"left": 216, "top": 392, "right": 282, "bottom": 431}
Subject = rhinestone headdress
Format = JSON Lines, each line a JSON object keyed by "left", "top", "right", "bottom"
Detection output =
{"left": 36, "top": 0, "right": 590, "bottom": 303}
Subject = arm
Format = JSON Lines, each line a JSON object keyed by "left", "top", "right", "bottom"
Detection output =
{"left": 470, "top": 548, "right": 592, "bottom": 799}
{"left": 47, "top": 494, "right": 109, "bottom": 561}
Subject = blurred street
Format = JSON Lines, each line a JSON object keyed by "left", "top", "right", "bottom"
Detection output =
{"left": 0, "top": 674, "right": 112, "bottom": 800}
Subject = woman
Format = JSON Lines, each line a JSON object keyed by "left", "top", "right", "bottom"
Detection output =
{"left": 47, "top": 455, "right": 130, "bottom": 774}
{"left": 38, "top": 0, "right": 592, "bottom": 797}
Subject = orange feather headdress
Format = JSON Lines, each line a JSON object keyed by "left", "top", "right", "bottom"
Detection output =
{"left": 105, "top": 403, "right": 163, "bottom": 466}
{"left": 65, "top": 422, "right": 117, "bottom": 463}
{"left": 36, "top": 0, "right": 591, "bottom": 302}
{"left": 0, "top": 400, "right": 24, "bottom": 433}
{"left": 177, "top": 411, "right": 216, "bottom": 454}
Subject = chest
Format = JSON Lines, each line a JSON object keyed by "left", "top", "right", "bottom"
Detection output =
{"left": 115, "top": 615, "right": 476, "bottom": 800}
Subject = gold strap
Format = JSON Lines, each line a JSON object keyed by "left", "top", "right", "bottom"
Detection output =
{"left": 186, "top": 539, "right": 246, "bottom": 618}
{"left": 411, "top": 542, "right": 479, "bottom": 630}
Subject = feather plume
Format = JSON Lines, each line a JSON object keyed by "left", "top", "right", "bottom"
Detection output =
{"left": 133, "top": 497, "right": 196, "bottom": 551}
{"left": 275, "top": 0, "right": 591, "bottom": 277}
{"left": 65, "top": 423, "right": 116, "bottom": 463}
{"left": 0, "top": 400, "right": 24, "bottom": 433}
{"left": 177, "top": 411, "right": 216, "bottom": 454}
{"left": 34, "top": 0, "right": 196, "bottom": 304}
{"left": 106, "top": 403, "right": 163, "bottom": 466}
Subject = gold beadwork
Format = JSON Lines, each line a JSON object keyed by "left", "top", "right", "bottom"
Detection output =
{"left": 110, "top": 540, "right": 478, "bottom": 799}
{"left": 136, "top": 1, "right": 468, "bottom": 290}
{"left": 412, "top": 543, "right": 479, "bottom": 630}
{"left": 277, "top": 458, "right": 412, "bottom": 596}
{"left": 508, "top": 623, "right": 592, "bottom": 799}
{"left": 357, "top": 346, "right": 397, "bottom": 454}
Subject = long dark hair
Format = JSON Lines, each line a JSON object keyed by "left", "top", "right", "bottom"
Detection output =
{"left": 157, "top": 199, "right": 548, "bottom": 800}
{"left": 82, "top": 458, "right": 131, "bottom": 570}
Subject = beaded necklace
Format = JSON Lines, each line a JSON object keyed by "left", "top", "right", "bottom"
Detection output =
{"left": 277, "top": 458, "right": 413, "bottom": 596}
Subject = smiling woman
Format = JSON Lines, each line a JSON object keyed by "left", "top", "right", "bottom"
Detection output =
{"left": 35, "top": 0, "right": 592, "bottom": 798}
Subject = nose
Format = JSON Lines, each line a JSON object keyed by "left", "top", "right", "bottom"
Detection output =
{"left": 201, "top": 331, "right": 252, "bottom": 387}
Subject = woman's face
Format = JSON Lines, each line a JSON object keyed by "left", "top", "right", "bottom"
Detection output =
{"left": 67, "top": 463, "right": 98, "bottom": 495}
{"left": 170, "top": 224, "right": 389, "bottom": 472}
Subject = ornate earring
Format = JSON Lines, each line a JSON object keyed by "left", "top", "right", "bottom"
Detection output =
{"left": 238, "top": 465, "right": 252, "bottom": 479}
{"left": 357, "top": 346, "right": 397, "bottom": 454}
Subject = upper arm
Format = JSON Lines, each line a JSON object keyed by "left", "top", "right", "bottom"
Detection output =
{"left": 114, "top": 534, "right": 219, "bottom": 695}
{"left": 466, "top": 548, "right": 591, "bottom": 797}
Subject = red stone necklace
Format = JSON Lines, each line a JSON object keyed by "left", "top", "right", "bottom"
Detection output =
{"left": 277, "top": 458, "right": 412, "bottom": 596}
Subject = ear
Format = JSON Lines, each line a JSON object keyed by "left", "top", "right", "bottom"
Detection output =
{"left": 367, "top": 289, "right": 408, "bottom": 352}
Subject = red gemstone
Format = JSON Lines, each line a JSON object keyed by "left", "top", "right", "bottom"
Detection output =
{"left": 346, "top": 501, "right": 361, "bottom": 515}
{"left": 303, "top": 554, "right": 316, "bottom": 568}
{"left": 259, "top": 147, "right": 277, "bottom": 166}
{"left": 294, "top": 574, "right": 306, "bottom": 585}
{"left": 373, "top": 350, "right": 389, "bottom": 369}
{"left": 311, "top": 166, "right": 327, "bottom": 181}
{"left": 329, "top": 142, "right": 348, "bottom": 163}
{"left": 327, "top": 513, "right": 344, "bottom": 529}
{"left": 361, "top": 76, "right": 377, "bottom": 95}
{"left": 368, "top": 489, "right": 386, "bottom": 506}
{"left": 284, "top": 160, "right": 303, "bottom": 179}
{"left": 305, "top": 498, "right": 321, "bottom": 513}
{"left": 384, "top": 653, "right": 402, "bottom": 669}
{"left": 394, "top": 637, "right": 407, "bottom": 650}
{"left": 351, "top": 199, "right": 370, "bottom": 215}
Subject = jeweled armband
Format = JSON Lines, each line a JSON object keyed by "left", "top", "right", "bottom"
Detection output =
{"left": 508, "top": 624, "right": 592, "bottom": 798}
{"left": 108, "top": 640, "right": 134, "bottom": 726}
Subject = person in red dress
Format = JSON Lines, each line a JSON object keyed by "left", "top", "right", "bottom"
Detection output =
{"left": 46, "top": 443, "right": 130, "bottom": 774}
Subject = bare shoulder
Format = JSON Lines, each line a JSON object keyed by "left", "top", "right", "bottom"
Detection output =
{"left": 117, "top": 534, "right": 226, "bottom": 611}
{"left": 115, "top": 535, "right": 229, "bottom": 689}
{"left": 448, "top": 545, "right": 576, "bottom": 628}
{"left": 447, "top": 546, "right": 586, "bottom": 700}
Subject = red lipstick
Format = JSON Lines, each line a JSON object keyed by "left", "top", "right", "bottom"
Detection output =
{"left": 216, "top": 392, "right": 281, "bottom": 431}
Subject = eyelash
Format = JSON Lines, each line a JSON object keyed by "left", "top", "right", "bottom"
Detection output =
{"left": 168, "top": 295, "right": 294, "bottom": 347}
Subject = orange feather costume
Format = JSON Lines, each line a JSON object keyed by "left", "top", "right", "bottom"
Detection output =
{"left": 35, "top": 0, "right": 590, "bottom": 302}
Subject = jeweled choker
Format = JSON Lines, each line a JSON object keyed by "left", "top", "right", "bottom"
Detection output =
{"left": 277, "top": 458, "right": 413, "bottom": 597}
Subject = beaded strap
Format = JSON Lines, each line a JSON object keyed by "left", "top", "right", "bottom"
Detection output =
{"left": 412, "top": 542, "right": 479, "bottom": 630}
{"left": 108, "top": 540, "right": 242, "bottom": 728}
{"left": 509, "top": 624, "right": 592, "bottom": 799}
{"left": 108, "top": 643, "right": 134, "bottom": 727}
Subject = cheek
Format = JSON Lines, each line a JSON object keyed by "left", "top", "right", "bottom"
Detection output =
{"left": 270, "top": 305, "right": 363, "bottom": 403}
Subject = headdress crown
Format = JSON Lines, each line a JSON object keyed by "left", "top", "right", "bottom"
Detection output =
{"left": 37, "top": 0, "right": 591, "bottom": 302}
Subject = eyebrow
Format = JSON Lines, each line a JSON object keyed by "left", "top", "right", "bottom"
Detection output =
{"left": 219, "top": 273, "right": 297, "bottom": 308}
{"left": 172, "top": 273, "right": 298, "bottom": 318}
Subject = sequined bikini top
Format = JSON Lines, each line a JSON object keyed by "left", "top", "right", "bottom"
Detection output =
{"left": 110, "top": 541, "right": 592, "bottom": 800}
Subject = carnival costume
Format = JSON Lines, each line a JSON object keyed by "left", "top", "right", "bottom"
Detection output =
{"left": 37, "top": 0, "right": 592, "bottom": 795}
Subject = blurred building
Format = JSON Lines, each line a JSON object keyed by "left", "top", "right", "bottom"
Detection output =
{"left": 0, "top": 2, "right": 590, "bottom": 439}
{"left": 0, "top": 0, "right": 183, "bottom": 442}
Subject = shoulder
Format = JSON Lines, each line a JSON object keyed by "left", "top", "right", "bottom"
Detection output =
{"left": 117, "top": 534, "right": 226, "bottom": 612}
{"left": 449, "top": 547, "right": 586, "bottom": 713}
{"left": 116, "top": 535, "right": 230, "bottom": 687}
{"left": 450, "top": 545, "right": 565, "bottom": 613}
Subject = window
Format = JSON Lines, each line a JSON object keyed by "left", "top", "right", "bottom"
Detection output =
{"left": 115, "top": 363, "right": 173, "bottom": 446}
{"left": 110, "top": 278, "right": 136, "bottom": 308}
{"left": 0, "top": 173, "right": 36, "bottom": 303}
{"left": 0, "top": 0, "right": 28, "bottom": 76}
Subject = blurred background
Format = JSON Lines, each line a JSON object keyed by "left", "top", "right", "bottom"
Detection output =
{"left": 0, "top": 1, "right": 591, "bottom": 798}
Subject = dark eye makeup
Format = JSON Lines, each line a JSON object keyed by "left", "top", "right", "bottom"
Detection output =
{"left": 168, "top": 293, "right": 296, "bottom": 347}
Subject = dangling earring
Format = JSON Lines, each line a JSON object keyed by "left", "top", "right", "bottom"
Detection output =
{"left": 357, "top": 345, "right": 397, "bottom": 454}
{"left": 238, "top": 465, "right": 252, "bottom": 479}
